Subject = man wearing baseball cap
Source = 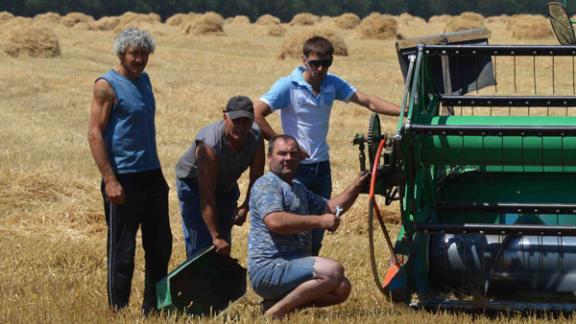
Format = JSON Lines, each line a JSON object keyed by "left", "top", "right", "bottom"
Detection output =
{"left": 175, "top": 95, "right": 264, "bottom": 258}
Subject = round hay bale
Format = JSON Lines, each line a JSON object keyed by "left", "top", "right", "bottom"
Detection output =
{"left": 119, "top": 11, "right": 160, "bottom": 27}
{"left": 33, "top": 12, "right": 61, "bottom": 25}
{"left": 166, "top": 13, "right": 188, "bottom": 26}
{"left": 511, "top": 16, "right": 553, "bottom": 39}
{"left": 73, "top": 21, "right": 95, "bottom": 31}
{"left": 256, "top": 14, "right": 280, "bottom": 25}
{"left": 183, "top": 12, "right": 224, "bottom": 36}
{"left": 2, "top": 16, "right": 32, "bottom": 28}
{"left": 92, "top": 16, "right": 121, "bottom": 31}
{"left": 227, "top": 15, "right": 250, "bottom": 25}
{"left": 0, "top": 11, "right": 14, "bottom": 25}
{"left": 279, "top": 28, "right": 347, "bottom": 59}
{"left": 268, "top": 24, "right": 286, "bottom": 37}
{"left": 356, "top": 13, "right": 397, "bottom": 40}
{"left": 334, "top": 13, "right": 360, "bottom": 29}
{"left": 444, "top": 16, "right": 484, "bottom": 33}
{"left": 459, "top": 11, "right": 485, "bottom": 23}
{"left": 61, "top": 12, "right": 94, "bottom": 27}
{"left": 428, "top": 14, "right": 451, "bottom": 24}
{"left": 397, "top": 13, "right": 426, "bottom": 26}
{"left": 485, "top": 15, "right": 509, "bottom": 25}
{"left": 1, "top": 25, "right": 60, "bottom": 57}
{"left": 290, "top": 13, "right": 319, "bottom": 26}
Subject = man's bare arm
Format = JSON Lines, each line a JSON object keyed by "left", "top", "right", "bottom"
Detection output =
{"left": 234, "top": 137, "right": 265, "bottom": 226}
{"left": 196, "top": 143, "right": 230, "bottom": 255}
{"left": 350, "top": 91, "right": 400, "bottom": 116}
{"left": 264, "top": 211, "right": 339, "bottom": 235}
{"left": 254, "top": 101, "right": 278, "bottom": 141}
{"left": 87, "top": 79, "right": 125, "bottom": 204}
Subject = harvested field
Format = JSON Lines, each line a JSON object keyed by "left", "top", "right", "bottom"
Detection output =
{"left": 0, "top": 9, "right": 566, "bottom": 324}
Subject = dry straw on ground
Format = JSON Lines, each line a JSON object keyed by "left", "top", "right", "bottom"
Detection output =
{"left": 61, "top": 12, "right": 94, "bottom": 28}
{"left": 509, "top": 15, "right": 553, "bottom": 40}
{"left": 279, "top": 28, "right": 348, "bottom": 59}
{"left": 428, "top": 14, "right": 451, "bottom": 24}
{"left": 1, "top": 25, "right": 60, "bottom": 57}
{"left": 33, "top": 12, "right": 61, "bottom": 26}
{"left": 255, "top": 14, "right": 280, "bottom": 25}
{"left": 356, "top": 13, "right": 398, "bottom": 40}
{"left": 444, "top": 15, "right": 485, "bottom": 33}
{"left": 334, "top": 13, "right": 360, "bottom": 29}
{"left": 226, "top": 15, "right": 250, "bottom": 25}
{"left": 268, "top": 24, "right": 286, "bottom": 37}
{"left": 290, "top": 12, "right": 319, "bottom": 26}
{"left": 183, "top": 11, "right": 224, "bottom": 36}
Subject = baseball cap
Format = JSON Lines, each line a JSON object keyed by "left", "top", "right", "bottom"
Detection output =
{"left": 223, "top": 95, "right": 254, "bottom": 120}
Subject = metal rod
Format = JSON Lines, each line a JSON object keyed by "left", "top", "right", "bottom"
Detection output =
{"left": 440, "top": 95, "right": 576, "bottom": 107}
{"left": 423, "top": 45, "right": 576, "bottom": 56}
{"left": 414, "top": 223, "right": 576, "bottom": 235}
{"left": 407, "top": 124, "right": 576, "bottom": 136}
{"left": 436, "top": 202, "right": 576, "bottom": 214}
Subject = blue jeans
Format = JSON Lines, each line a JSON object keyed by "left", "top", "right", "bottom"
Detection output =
{"left": 176, "top": 178, "right": 240, "bottom": 259}
{"left": 250, "top": 257, "right": 316, "bottom": 300}
{"left": 294, "top": 161, "right": 332, "bottom": 256}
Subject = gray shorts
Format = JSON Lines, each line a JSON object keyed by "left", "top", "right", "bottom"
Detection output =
{"left": 250, "top": 257, "right": 316, "bottom": 300}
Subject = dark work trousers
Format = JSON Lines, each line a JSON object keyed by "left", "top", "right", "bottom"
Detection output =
{"left": 101, "top": 169, "right": 173, "bottom": 314}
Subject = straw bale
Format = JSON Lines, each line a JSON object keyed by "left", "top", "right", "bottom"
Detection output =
{"left": 397, "top": 13, "right": 426, "bottom": 26}
{"left": 119, "top": 11, "right": 160, "bottom": 27}
{"left": 183, "top": 12, "right": 224, "bottom": 36}
{"left": 459, "top": 11, "right": 485, "bottom": 23}
{"left": 444, "top": 16, "right": 484, "bottom": 33}
{"left": 279, "top": 28, "right": 347, "bottom": 59}
{"left": 2, "top": 16, "right": 32, "bottom": 28}
{"left": 0, "top": 11, "right": 14, "bottom": 25}
{"left": 166, "top": 13, "right": 188, "bottom": 26}
{"left": 334, "top": 13, "right": 360, "bottom": 29}
{"left": 1, "top": 25, "right": 60, "bottom": 57}
{"left": 61, "top": 12, "right": 94, "bottom": 27}
{"left": 91, "top": 16, "right": 121, "bottom": 31}
{"left": 290, "top": 13, "right": 319, "bottom": 26}
{"left": 268, "top": 24, "right": 286, "bottom": 37}
{"left": 33, "top": 12, "right": 61, "bottom": 25}
{"left": 226, "top": 15, "right": 250, "bottom": 25}
{"left": 73, "top": 21, "right": 95, "bottom": 31}
{"left": 355, "top": 13, "right": 398, "bottom": 40}
{"left": 485, "top": 15, "right": 509, "bottom": 25}
{"left": 511, "top": 15, "right": 553, "bottom": 39}
{"left": 428, "top": 14, "right": 451, "bottom": 24}
{"left": 506, "top": 14, "right": 545, "bottom": 30}
{"left": 255, "top": 14, "right": 281, "bottom": 25}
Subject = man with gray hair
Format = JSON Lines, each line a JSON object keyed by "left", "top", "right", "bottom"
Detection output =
{"left": 88, "top": 28, "right": 172, "bottom": 315}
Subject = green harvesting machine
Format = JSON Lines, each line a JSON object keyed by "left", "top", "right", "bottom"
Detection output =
{"left": 357, "top": 28, "right": 576, "bottom": 312}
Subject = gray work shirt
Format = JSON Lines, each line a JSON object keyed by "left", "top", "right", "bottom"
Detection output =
{"left": 175, "top": 120, "right": 261, "bottom": 193}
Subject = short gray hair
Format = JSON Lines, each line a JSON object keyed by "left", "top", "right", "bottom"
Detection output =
{"left": 113, "top": 28, "right": 155, "bottom": 56}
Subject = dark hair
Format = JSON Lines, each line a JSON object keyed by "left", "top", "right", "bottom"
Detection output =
{"left": 268, "top": 135, "right": 299, "bottom": 156}
{"left": 303, "top": 36, "right": 333, "bottom": 57}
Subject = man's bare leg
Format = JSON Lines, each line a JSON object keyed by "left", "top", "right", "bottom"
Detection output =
{"left": 264, "top": 257, "right": 351, "bottom": 319}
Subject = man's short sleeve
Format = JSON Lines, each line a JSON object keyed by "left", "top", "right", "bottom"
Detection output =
{"left": 251, "top": 177, "right": 285, "bottom": 221}
{"left": 307, "top": 190, "right": 328, "bottom": 215}
{"left": 260, "top": 77, "right": 291, "bottom": 112}
{"left": 332, "top": 75, "right": 357, "bottom": 103}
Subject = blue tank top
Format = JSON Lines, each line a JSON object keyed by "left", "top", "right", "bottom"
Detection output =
{"left": 99, "top": 70, "right": 160, "bottom": 174}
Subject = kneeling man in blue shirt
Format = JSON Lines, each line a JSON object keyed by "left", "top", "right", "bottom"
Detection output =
{"left": 248, "top": 134, "right": 369, "bottom": 319}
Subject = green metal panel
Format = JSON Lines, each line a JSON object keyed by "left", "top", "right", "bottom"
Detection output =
{"left": 417, "top": 116, "right": 576, "bottom": 166}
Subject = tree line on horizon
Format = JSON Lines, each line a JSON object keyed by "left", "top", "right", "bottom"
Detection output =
{"left": 0, "top": 0, "right": 554, "bottom": 21}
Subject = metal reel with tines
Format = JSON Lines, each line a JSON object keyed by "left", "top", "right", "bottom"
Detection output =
{"left": 366, "top": 113, "right": 398, "bottom": 202}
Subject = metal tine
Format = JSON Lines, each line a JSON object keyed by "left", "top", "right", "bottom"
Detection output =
{"left": 572, "top": 56, "right": 575, "bottom": 96}
{"left": 474, "top": 52, "right": 479, "bottom": 94}
{"left": 494, "top": 55, "right": 498, "bottom": 94}
{"left": 514, "top": 56, "right": 517, "bottom": 94}
{"left": 533, "top": 56, "right": 537, "bottom": 95}
{"left": 552, "top": 55, "right": 556, "bottom": 95}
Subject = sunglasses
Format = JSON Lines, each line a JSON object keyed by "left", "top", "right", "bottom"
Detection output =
{"left": 307, "top": 58, "right": 333, "bottom": 68}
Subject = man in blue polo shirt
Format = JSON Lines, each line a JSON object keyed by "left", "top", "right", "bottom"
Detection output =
{"left": 254, "top": 36, "right": 400, "bottom": 255}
